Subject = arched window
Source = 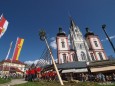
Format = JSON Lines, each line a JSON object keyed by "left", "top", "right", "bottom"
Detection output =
{"left": 81, "top": 51, "right": 86, "bottom": 60}
{"left": 60, "top": 58, "right": 63, "bottom": 63}
{"left": 72, "top": 54, "right": 75, "bottom": 61}
{"left": 90, "top": 53, "right": 95, "bottom": 61}
{"left": 61, "top": 41, "right": 65, "bottom": 48}
{"left": 63, "top": 54, "right": 66, "bottom": 63}
{"left": 98, "top": 52, "right": 103, "bottom": 60}
{"left": 94, "top": 41, "right": 98, "bottom": 47}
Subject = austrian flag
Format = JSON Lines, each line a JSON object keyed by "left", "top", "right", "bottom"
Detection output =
{"left": 0, "top": 14, "right": 9, "bottom": 38}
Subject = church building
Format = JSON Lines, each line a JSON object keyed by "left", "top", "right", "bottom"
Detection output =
{"left": 56, "top": 18, "right": 108, "bottom": 64}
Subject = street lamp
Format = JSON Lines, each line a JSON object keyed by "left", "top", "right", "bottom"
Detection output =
{"left": 102, "top": 24, "right": 115, "bottom": 53}
{"left": 39, "top": 29, "right": 64, "bottom": 85}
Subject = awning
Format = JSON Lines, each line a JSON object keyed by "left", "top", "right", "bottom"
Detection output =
{"left": 57, "top": 61, "right": 87, "bottom": 69}
{"left": 91, "top": 66, "right": 115, "bottom": 72}
{"left": 62, "top": 68, "right": 88, "bottom": 73}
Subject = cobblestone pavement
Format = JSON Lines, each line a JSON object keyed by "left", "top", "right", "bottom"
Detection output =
{"left": 0, "top": 79, "right": 28, "bottom": 86}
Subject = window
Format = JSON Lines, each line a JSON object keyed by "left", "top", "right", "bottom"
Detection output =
{"left": 80, "top": 44, "right": 82, "bottom": 49}
{"left": 61, "top": 41, "right": 65, "bottom": 48}
{"left": 98, "top": 53, "right": 103, "bottom": 60}
{"left": 60, "top": 57, "right": 63, "bottom": 63}
{"left": 94, "top": 41, "right": 98, "bottom": 47}
{"left": 81, "top": 52, "right": 86, "bottom": 60}
{"left": 72, "top": 54, "right": 76, "bottom": 61}
{"left": 80, "top": 44, "right": 84, "bottom": 49}
{"left": 90, "top": 53, "right": 95, "bottom": 61}
{"left": 63, "top": 54, "right": 66, "bottom": 63}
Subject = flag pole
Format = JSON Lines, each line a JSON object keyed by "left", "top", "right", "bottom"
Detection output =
{"left": 5, "top": 41, "right": 13, "bottom": 60}
{"left": 9, "top": 38, "right": 18, "bottom": 73}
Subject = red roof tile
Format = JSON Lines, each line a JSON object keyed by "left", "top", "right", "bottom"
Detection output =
{"left": 1, "top": 59, "right": 25, "bottom": 65}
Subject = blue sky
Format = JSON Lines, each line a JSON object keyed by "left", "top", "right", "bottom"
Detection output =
{"left": 0, "top": 0, "right": 115, "bottom": 62}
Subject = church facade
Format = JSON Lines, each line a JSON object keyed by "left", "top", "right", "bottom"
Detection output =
{"left": 56, "top": 18, "right": 108, "bottom": 64}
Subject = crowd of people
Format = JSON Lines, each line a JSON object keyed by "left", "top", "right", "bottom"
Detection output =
{"left": 41, "top": 71, "right": 57, "bottom": 81}
{"left": 0, "top": 72, "right": 24, "bottom": 80}
{"left": 25, "top": 67, "right": 58, "bottom": 82}
{"left": 61, "top": 72, "right": 115, "bottom": 83}
{"left": 77, "top": 73, "right": 115, "bottom": 82}
{"left": 25, "top": 67, "right": 115, "bottom": 83}
{"left": 25, "top": 67, "right": 41, "bottom": 81}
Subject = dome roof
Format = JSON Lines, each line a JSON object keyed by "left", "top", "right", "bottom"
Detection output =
{"left": 85, "top": 27, "right": 94, "bottom": 37}
{"left": 57, "top": 27, "right": 66, "bottom": 36}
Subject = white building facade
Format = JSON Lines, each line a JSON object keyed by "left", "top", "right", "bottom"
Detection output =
{"left": 69, "top": 18, "right": 91, "bottom": 61}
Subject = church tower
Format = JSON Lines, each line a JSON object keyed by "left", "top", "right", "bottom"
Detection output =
{"left": 85, "top": 28, "right": 108, "bottom": 61}
{"left": 56, "top": 28, "right": 75, "bottom": 64}
{"left": 69, "top": 18, "right": 91, "bottom": 61}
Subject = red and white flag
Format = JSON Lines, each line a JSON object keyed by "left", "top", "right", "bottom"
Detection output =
{"left": 0, "top": 14, "right": 9, "bottom": 38}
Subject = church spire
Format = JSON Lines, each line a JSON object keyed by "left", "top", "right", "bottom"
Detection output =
{"left": 69, "top": 17, "right": 91, "bottom": 62}
{"left": 70, "top": 16, "right": 76, "bottom": 28}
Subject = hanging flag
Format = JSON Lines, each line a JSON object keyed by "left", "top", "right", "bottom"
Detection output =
{"left": 0, "top": 14, "right": 9, "bottom": 38}
{"left": 5, "top": 41, "right": 13, "bottom": 60}
{"left": 12, "top": 37, "right": 24, "bottom": 60}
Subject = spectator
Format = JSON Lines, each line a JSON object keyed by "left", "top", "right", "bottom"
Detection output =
{"left": 112, "top": 73, "right": 115, "bottom": 81}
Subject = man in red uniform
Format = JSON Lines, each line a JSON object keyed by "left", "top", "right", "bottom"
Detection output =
{"left": 31, "top": 68, "right": 35, "bottom": 81}
{"left": 28, "top": 68, "right": 32, "bottom": 81}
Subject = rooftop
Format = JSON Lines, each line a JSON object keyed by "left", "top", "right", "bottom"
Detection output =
{"left": 0, "top": 59, "right": 25, "bottom": 65}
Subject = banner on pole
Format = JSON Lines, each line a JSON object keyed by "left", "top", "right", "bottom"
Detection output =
{"left": 12, "top": 37, "right": 24, "bottom": 60}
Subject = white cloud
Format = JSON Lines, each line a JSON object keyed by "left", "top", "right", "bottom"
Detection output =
{"left": 24, "top": 60, "right": 39, "bottom": 65}
{"left": 24, "top": 60, "right": 35, "bottom": 65}
{"left": 101, "top": 35, "right": 115, "bottom": 42}
{"left": 24, "top": 59, "right": 49, "bottom": 66}
{"left": 109, "top": 35, "right": 115, "bottom": 39}
{"left": 50, "top": 37, "right": 57, "bottom": 49}
{"left": 24, "top": 58, "right": 58, "bottom": 67}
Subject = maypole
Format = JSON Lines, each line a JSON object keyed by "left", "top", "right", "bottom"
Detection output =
{"left": 39, "top": 29, "right": 64, "bottom": 85}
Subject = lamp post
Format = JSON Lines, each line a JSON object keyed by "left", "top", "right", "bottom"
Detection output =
{"left": 102, "top": 24, "right": 115, "bottom": 53}
{"left": 39, "top": 29, "right": 64, "bottom": 85}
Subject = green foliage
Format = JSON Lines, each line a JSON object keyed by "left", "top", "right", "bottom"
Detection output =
{"left": 0, "top": 77, "right": 11, "bottom": 84}
{"left": 12, "top": 81, "right": 115, "bottom": 86}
